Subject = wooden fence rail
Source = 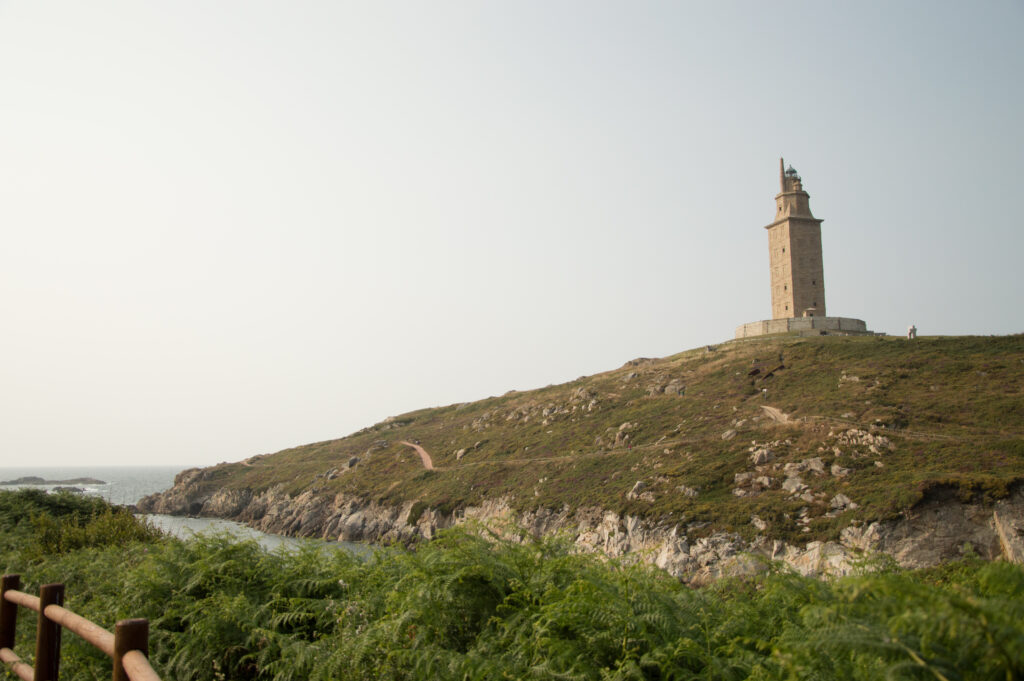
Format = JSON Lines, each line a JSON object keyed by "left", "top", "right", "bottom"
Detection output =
{"left": 0, "top": 574, "right": 160, "bottom": 681}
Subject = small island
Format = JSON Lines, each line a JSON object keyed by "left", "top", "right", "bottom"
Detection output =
{"left": 0, "top": 476, "right": 106, "bottom": 486}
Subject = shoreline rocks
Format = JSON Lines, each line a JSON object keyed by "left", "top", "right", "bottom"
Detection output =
{"left": 137, "top": 476, "right": 1024, "bottom": 583}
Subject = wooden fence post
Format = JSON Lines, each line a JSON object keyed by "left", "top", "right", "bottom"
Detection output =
{"left": 113, "top": 618, "right": 148, "bottom": 681}
{"left": 0, "top": 574, "right": 20, "bottom": 650}
{"left": 34, "top": 583, "right": 64, "bottom": 681}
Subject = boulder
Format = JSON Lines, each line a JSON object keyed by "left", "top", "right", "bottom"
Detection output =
{"left": 782, "top": 477, "right": 806, "bottom": 494}
{"left": 783, "top": 461, "right": 806, "bottom": 477}
{"left": 830, "top": 493, "right": 854, "bottom": 510}
{"left": 664, "top": 379, "right": 686, "bottom": 396}
{"left": 831, "top": 463, "right": 851, "bottom": 477}
{"left": 805, "top": 457, "right": 826, "bottom": 474}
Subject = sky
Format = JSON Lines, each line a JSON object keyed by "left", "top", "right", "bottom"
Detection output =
{"left": 1, "top": 2, "right": 1022, "bottom": 467}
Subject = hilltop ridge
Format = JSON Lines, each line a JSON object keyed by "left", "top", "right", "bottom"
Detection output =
{"left": 139, "top": 334, "right": 1024, "bottom": 579}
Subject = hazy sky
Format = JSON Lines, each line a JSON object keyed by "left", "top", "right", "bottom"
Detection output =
{"left": 1, "top": 2, "right": 1021, "bottom": 467}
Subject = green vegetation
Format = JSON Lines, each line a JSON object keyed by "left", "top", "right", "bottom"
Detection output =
{"left": 172, "top": 334, "right": 1024, "bottom": 542}
{"left": 2, "top": 490, "right": 1023, "bottom": 680}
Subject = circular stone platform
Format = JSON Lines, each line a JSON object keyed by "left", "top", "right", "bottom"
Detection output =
{"left": 734, "top": 316, "right": 873, "bottom": 339}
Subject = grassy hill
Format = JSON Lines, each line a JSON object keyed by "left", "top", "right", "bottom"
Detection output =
{"left": 174, "top": 334, "right": 1024, "bottom": 544}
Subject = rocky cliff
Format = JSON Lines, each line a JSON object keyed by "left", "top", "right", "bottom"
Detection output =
{"left": 138, "top": 469, "right": 1024, "bottom": 583}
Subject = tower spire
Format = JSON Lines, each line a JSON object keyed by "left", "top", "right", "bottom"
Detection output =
{"left": 779, "top": 157, "right": 785, "bottom": 192}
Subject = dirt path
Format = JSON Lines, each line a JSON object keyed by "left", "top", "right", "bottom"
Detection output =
{"left": 399, "top": 441, "right": 434, "bottom": 470}
{"left": 760, "top": 405, "right": 791, "bottom": 423}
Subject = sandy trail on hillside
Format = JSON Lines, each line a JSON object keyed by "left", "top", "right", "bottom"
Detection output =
{"left": 399, "top": 441, "right": 434, "bottom": 470}
{"left": 760, "top": 405, "right": 791, "bottom": 423}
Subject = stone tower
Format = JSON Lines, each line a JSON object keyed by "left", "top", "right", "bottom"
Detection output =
{"left": 765, "top": 158, "right": 825, "bottom": 319}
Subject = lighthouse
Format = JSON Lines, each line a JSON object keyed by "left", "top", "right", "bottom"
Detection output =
{"left": 734, "top": 159, "right": 873, "bottom": 339}
{"left": 765, "top": 158, "right": 826, "bottom": 319}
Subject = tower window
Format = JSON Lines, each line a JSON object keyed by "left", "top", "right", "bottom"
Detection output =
{"left": 784, "top": 285, "right": 787, "bottom": 291}
{"left": 782, "top": 247, "right": 786, "bottom": 253}
{"left": 812, "top": 280, "right": 816, "bottom": 285}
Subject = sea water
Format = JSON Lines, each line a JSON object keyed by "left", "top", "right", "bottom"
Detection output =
{"left": 144, "top": 514, "right": 370, "bottom": 554}
{"left": 0, "top": 465, "right": 366, "bottom": 554}
{"left": 0, "top": 465, "right": 181, "bottom": 505}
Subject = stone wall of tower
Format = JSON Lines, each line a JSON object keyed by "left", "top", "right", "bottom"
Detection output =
{"left": 768, "top": 223, "right": 794, "bottom": 319}
{"left": 768, "top": 219, "right": 825, "bottom": 319}
{"left": 788, "top": 219, "right": 826, "bottom": 318}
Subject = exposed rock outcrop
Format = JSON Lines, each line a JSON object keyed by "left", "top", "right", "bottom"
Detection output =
{"left": 138, "top": 474, "right": 1024, "bottom": 583}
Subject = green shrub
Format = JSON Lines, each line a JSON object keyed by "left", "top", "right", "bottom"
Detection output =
{"left": 30, "top": 505, "right": 163, "bottom": 556}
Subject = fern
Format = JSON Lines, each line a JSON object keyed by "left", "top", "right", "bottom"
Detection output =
{"left": 5, "top": 490, "right": 1024, "bottom": 681}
